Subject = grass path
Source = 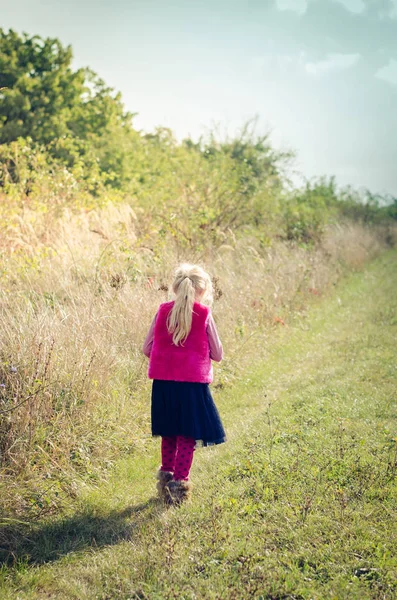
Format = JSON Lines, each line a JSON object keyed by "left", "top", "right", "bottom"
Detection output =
{"left": 1, "top": 250, "right": 397, "bottom": 599}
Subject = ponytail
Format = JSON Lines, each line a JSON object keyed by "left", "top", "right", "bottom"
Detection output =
{"left": 167, "top": 264, "right": 212, "bottom": 346}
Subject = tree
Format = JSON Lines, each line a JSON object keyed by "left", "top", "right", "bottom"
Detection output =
{"left": 0, "top": 29, "right": 133, "bottom": 171}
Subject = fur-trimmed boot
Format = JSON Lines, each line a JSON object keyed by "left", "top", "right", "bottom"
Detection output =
{"left": 165, "top": 480, "right": 193, "bottom": 506}
{"left": 156, "top": 469, "right": 174, "bottom": 503}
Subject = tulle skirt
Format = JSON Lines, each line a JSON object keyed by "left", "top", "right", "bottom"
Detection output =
{"left": 151, "top": 379, "right": 226, "bottom": 447}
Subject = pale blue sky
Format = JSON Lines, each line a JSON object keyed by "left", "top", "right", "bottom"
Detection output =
{"left": 1, "top": 0, "right": 397, "bottom": 195}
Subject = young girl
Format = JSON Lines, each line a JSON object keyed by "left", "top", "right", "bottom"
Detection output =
{"left": 142, "top": 263, "right": 226, "bottom": 505}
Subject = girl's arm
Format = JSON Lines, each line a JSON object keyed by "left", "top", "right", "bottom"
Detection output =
{"left": 142, "top": 314, "right": 157, "bottom": 357}
{"left": 207, "top": 313, "right": 223, "bottom": 362}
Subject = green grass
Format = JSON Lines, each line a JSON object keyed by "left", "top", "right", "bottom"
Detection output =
{"left": 1, "top": 250, "right": 396, "bottom": 599}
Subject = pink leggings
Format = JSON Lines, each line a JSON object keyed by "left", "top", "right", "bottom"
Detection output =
{"left": 160, "top": 435, "right": 196, "bottom": 481}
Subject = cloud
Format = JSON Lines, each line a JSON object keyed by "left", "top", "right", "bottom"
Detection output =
{"left": 376, "top": 58, "right": 397, "bottom": 84}
{"left": 251, "top": 49, "right": 365, "bottom": 82}
{"left": 267, "top": 0, "right": 396, "bottom": 79}
{"left": 362, "top": 0, "right": 397, "bottom": 19}
{"left": 333, "top": 0, "right": 366, "bottom": 13}
{"left": 275, "top": 0, "right": 308, "bottom": 14}
{"left": 305, "top": 52, "right": 361, "bottom": 75}
{"left": 332, "top": 0, "right": 397, "bottom": 19}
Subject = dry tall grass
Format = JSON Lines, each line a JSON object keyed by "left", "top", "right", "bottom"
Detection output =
{"left": 0, "top": 203, "right": 394, "bottom": 515}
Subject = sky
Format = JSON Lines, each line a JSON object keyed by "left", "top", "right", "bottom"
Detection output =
{"left": 1, "top": 0, "right": 397, "bottom": 196}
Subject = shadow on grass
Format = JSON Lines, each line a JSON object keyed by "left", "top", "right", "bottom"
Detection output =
{"left": 0, "top": 497, "right": 164, "bottom": 567}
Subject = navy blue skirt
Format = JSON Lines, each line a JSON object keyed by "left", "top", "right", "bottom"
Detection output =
{"left": 151, "top": 380, "right": 226, "bottom": 447}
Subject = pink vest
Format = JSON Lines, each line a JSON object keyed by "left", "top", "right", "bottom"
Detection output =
{"left": 148, "top": 301, "right": 213, "bottom": 383}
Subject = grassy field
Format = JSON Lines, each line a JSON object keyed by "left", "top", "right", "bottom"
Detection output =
{"left": 1, "top": 249, "right": 396, "bottom": 599}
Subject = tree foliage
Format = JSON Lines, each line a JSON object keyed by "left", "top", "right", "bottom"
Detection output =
{"left": 0, "top": 29, "right": 133, "bottom": 176}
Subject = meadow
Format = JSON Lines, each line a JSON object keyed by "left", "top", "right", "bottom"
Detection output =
{"left": 0, "top": 246, "right": 396, "bottom": 599}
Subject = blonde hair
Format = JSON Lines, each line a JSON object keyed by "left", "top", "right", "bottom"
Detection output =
{"left": 167, "top": 263, "right": 213, "bottom": 346}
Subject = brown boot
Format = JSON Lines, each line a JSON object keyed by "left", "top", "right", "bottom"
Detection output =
{"left": 156, "top": 469, "right": 174, "bottom": 503}
{"left": 165, "top": 480, "right": 193, "bottom": 506}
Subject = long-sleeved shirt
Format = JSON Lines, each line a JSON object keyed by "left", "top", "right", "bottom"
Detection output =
{"left": 142, "top": 312, "right": 223, "bottom": 362}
